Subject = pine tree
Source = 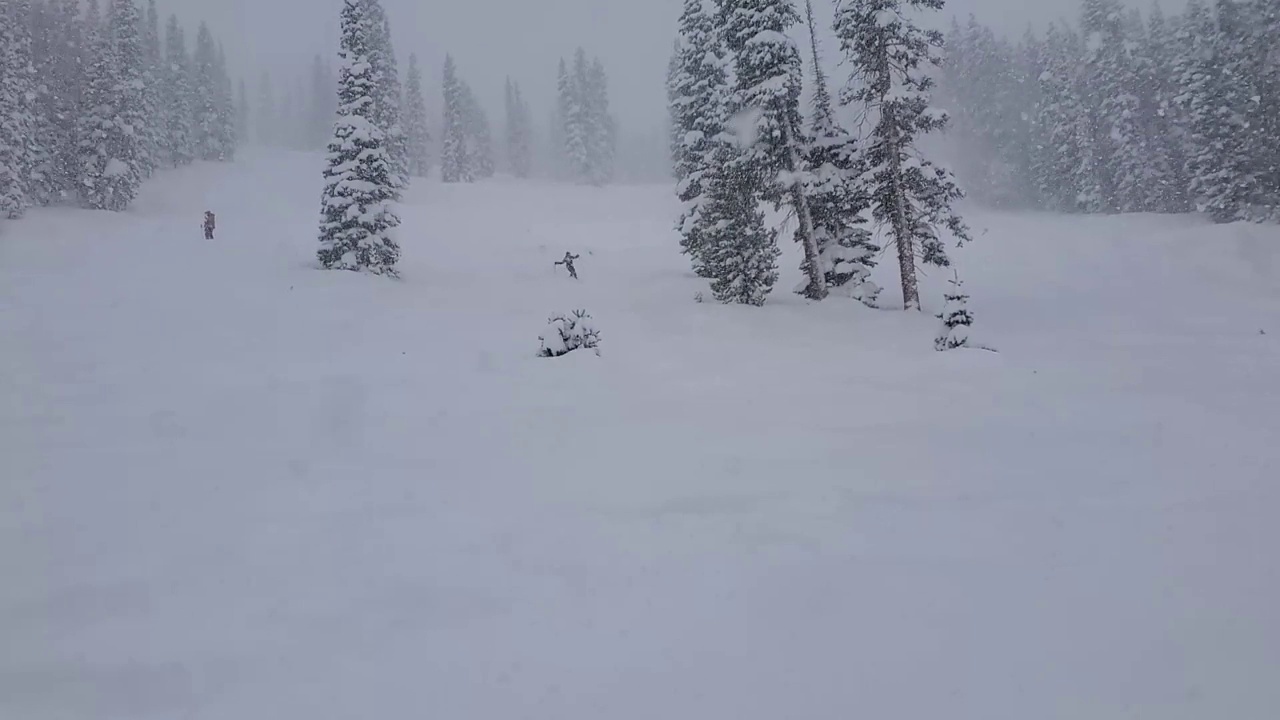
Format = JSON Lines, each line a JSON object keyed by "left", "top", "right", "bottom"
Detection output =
{"left": 722, "top": 0, "right": 825, "bottom": 300}
{"left": 562, "top": 50, "right": 590, "bottom": 182}
{"left": 440, "top": 54, "right": 471, "bottom": 183}
{"left": 834, "top": 0, "right": 971, "bottom": 311}
{"left": 802, "top": 0, "right": 879, "bottom": 303}
{"left": 666, "top": 40, "right": 683, "bottom": 170}
{"left": 35, "top": 0, "right": 85, "bottom": 201}
{"left": 1249, "top": 0, "right": 1280, "bottom": 215}
{"left": 317, "top": 0, "right": 400, "bottom": 276}
{"left": 1176, "top": 0, "right": 1256, "bottom": 222}
{"left": 213, "top": 43, "right": 236, "bottom": 160}
{"left": 139, "top": 0, "right": 161, "bottom": 178}
{"left": 1010, "top": 28, "right": 1047, "bottom": 208}
{"left": 76, "top": 0, "right": 142, "bottom": 211}
{"left": 366, "top": 6, "right": 406, "bottom": 188}
{"left": 27, "top": 0, "right": 77, "bottom": 203}
{"left": 1080, "top": 0, "right": 1144, "bottom": 213}
{"left": 1207, "top": 0, "right": 1264, "bottom": 220}
{"left": 935, "top": 272, "right": 974, "bottom": 351}
{"left": 505, "top": 78, "right": 534, "bottom": 178}
{"left": 1034, "top": 22, "right": 1087, "bottom": 212}
{"left": 1137, "top": 2, "right": 1187, "bottom": 212}
{"left": 700, "top": 141, "right": 782, "bottom": 305}
{"left": 669, "top": 0, "right": 728, "bottom": 276}
{"left": 162, "top": 14, "right": 193, "bottom": 165}
{"left": 190, "top": 22, "right": 221, "bottom": 161}
{"left": 0, "top": 0, "right": 39, "bottom": 219}
{"left": 23, "top": 0, "right": 52, "bottom": 206}
{"left": 111, "top": 0, "right": 151, "bottom": 177}
{"left": 552, "top": 59, "right": 571, "bottom": 179}
{"left": 404, "top": 53, "right": 431, "bottom": 178}
{"left": 462, "top": 83, "right": 495, "bottom": 179}
{"left": 583, "top": 57, "right": 617, "bottom": 185}
{"left": 1245, "top": 0, "right": 1280, "bottom": 214}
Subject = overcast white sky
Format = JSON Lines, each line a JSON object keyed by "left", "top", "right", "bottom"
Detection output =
{"left": 161, "top": 0, "right": 1154, "bottom": 133}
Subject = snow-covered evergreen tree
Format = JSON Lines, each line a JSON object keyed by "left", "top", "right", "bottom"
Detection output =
{"left": 190, "top": 22, "right": 222, "bottom": 161}
{"left": 213, "top": 43, "right": 236, "bottom": 160}
{"left": 583, "top": 58, "right": 617, "bottom": 185}
{"left": 935, "top": 273, "right": 974, "bottom": 351}
{"left": 1138, "top": 1, "right": 1188, "bottom": 212}
{"left": 552, "top": 58, "right": 571, "bottom": 179}
{"left": 1175, "top": 0, "right": 1255, "bottom": 222}
{"left": 404, "top": 53, "right": 431, "bottom": 178}
{"left": 699, "top": 141, "right": 781, "bottom": 305}
{"left": 1080, "top": 0, "right": 1143, "bottom": 213}
{"left": 367, "top": 5, "right": 406, "bottom": 188}
{"left": 23, "top": 0, "right": 53, "bottom": 206}
{"left": 462, "top": 83, "right": 495, "bottom": 179}
{"left": 317, "top": 0, "right": 400, "bottom": 276}
{"left": 0, "top": 0, "right": 39, "bottom": 219}
{"left": 1246, "top": 0, "right": 1280, "bottom": 214}
{"left": 1238, "top": 0, "right": 1279, "bottom": 216}
{"left": 139, "top": 0, "right": 161, "bottom": 178}
{"left": 801, "top": 0, "right": 879, "bottom": 303}
{"left": 110, "top": 0, "right": 151, "bottom": 177}
{"left": 669, "top": 0, "right": 728, "bottom": 277}
{"left": 943, "top": 17, "right": 1019, "bottom": 206}
{"left": 162, "top": 14, "right": 193, "bottom": 166}
{"left": 26, "top": 0, "right": 75, "bottom": 203}
{"left": 36, "top": 0, "right": 85, "bottom": 201}
{"left": 1033, "top": 22, "right": 1087, "bottom": 212}
{"left": 666, "top": 39, "right": 683, "bottom": 170}
{"left": 505, "top": 78, "right": 533, "bottom": 178}
{"left": 440, "top": 54, "right": 471, "bottom": 183}
{"left": 834, "top": 0, "right": 970, "bottom": 311}
{"left": 721, "top": 0, "right": 826, "bottom": 300}
{"left": 562, "top": 50, "right": 590, "bottom": 182}
{"left": 76, "top": 0, "right": 146, "bottom": 212}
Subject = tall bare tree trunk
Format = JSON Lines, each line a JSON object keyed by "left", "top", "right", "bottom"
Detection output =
{"left": 804, "top": 0, "right": 824, "bottom": 84}
{"left": 884, "top": 108, "right": 919, "bottom": 311}
{"left": 783, "top": 125, "right": 826, "bottom": 300}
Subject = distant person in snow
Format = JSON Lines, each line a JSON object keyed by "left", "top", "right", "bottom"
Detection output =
{"left": 203, "top": 211, "right": 216, "bottom": 240}
{"left": 555, "top": 251, "right": 580, "bottom": 279}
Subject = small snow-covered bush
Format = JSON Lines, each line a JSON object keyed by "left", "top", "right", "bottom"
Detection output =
{"left": 538, "top": 310, "right": 601, "bottom": 357}
{"left": 935, "top": 273, "right": 974, "bottom": 351}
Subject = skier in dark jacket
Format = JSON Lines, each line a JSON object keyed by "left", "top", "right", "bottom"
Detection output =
{"left": 203, "top": 211, "right": 216, "bottom": 240}
{"left": 554, "top": 251, "right": 580, "bottom": 279}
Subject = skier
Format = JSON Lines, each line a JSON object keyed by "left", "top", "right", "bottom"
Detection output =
{"left": 554, "top": 251, "right": 580, "bottom": 279}
{"left": 203, "top": 211, "right": 216, "bottom": 240}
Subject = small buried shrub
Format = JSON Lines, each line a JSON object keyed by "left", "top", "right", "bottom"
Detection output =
{"left": 538, "top": 310, "right": 601, "bottom": 357}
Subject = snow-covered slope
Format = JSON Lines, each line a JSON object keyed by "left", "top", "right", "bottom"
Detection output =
{"left": 2, "top": 152, "right": 1278, "bottom": 719}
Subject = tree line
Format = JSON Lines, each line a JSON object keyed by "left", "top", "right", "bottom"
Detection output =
{"left": 1, "top": 0, "right": 237, "bottom": 219}
{"left": 669, "top": 0, "right": 969, "bottom": 310}
{"left": 941, "top": 0, "right": 1280, "bottom": 223}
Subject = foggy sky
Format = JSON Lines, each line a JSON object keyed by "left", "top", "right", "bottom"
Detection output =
{"left": 162, "top": 0, "right": 1153, "bottom": 135}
